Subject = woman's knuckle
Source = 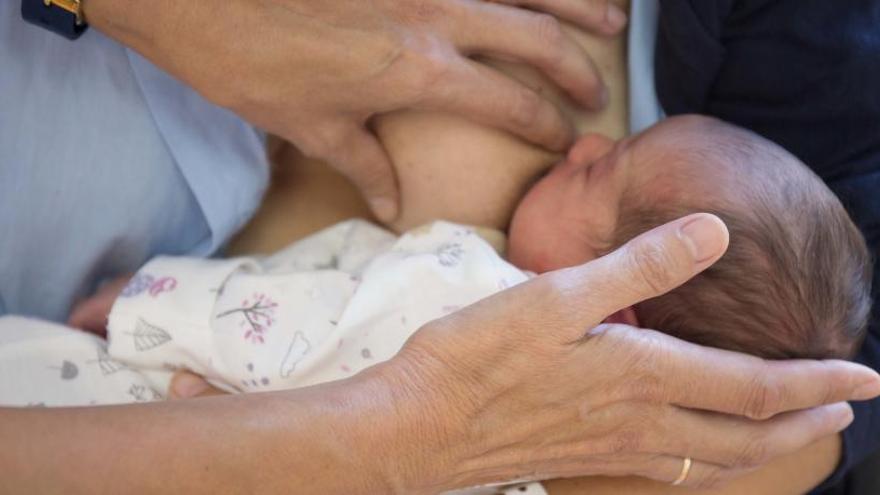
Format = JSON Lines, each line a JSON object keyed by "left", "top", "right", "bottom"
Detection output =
{"left": 629, "top": 241, "right": 677, "bottom": 294}
{"left": 412, "top": 51, "right": 453, "bottom": 93}
{"left": 608, "top": 429, "right": 645, "bottom": 454}
{"left": 532, "top": 13, "right": 565, "bottom": 52}
{"left": 744, "top": 373, "right": 785, "bottom": 419}
{"left": 508, "top": 88, "right": 543, "bottom": 129}
{"left": 379, "top": 34, "right": 450, "bottom": 102}
{"left": 734, "top": 435, "right": 770, "bottom": 467}
{"left": 393, "top": 1, "right": 447, "bottom": 25}
{"left": 627, "top": 370, "right": 663, "bottom": 402}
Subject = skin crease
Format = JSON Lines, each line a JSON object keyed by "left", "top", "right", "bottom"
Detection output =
{"left": 225, "top": 25, "right": 846, "bottom": 495}
{"left": 508, "top": 115, "right": 731, "bottom": 273}
{"left": 80, "top": 0, "right": 628, "bottom": 222}
{"left": 378, "top": 22, "right": 630, "bottom": 233}
{"left": 57, "top": 0, "right": 850, "bottom": 493}
{"left": 232, "top": 119, "right": 847, "bottom": 495}
{"left": 508, "top": 132, "right": 628, "bottom": 272}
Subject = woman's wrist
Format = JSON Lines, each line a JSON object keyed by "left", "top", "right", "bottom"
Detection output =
{"left": 257, "top": 370, "right": 444, "bottom": 494}
{"left": 351, "top": 360, "right": 469, "bottom": 494}
{"left": 83, "top": 0, "right": 169, "bottom": 58}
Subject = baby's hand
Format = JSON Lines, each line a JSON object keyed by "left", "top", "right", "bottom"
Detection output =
{"left": 68, "top": 275, "right": 133, "bottom": 337}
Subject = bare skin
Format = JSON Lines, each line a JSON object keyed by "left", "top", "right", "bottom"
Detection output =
{"left": 224, "top": 155, "right": 844, "bottom": 495}
{"left": 223, "top": 2, "right": 848, "bottom": 493}
{"left": 83, "top": 0, "right": 627, "bottom": 221}
{"left": 8, "top": 215, "right": 879, "bottom": 494}
{"left": 51, "top": 1, "right": 853, "bottom": 493}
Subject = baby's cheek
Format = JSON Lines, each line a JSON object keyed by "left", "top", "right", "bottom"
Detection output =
{"left": 507, "top": 228, "right": 544, "bottom": 272}
{"left": 508, "top": 214, "right": 569, "bottom": 273}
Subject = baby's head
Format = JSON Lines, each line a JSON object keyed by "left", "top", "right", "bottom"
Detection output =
{"left": 509, "top": 115, "right": 873, "bottom": 359}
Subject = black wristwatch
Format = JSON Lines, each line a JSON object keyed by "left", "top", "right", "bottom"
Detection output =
{"left": 21, "top": 0, "right": 88, "bottom": 40}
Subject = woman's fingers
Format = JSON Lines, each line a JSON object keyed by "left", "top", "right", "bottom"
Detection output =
{"left": 591, "top": 401, "right": 852, "bottom": 470}
{"left": 311, "top": 122, "right": 400, "bottom": 222}
{"left": 417, "top": 57, "right": 574, "bottom": 151}
{"left": 564, "top": 402, "right": 848, "bottom": 487}
{"left": 664, "top": 403, "right": 853, "bottom": 469}
{"left": 168, "top": 371, "right": 227, "bottom": 399}
{"left": 618, "top": 329, "right": 880, "bottom": 418}
{"left": 456, "top": 2, "right": 606, "bottom": 109}
{"left": 484, "top": 0, "right": 628, "bottom": 35}
{"left": 633, "top": 455, "right": 744, "bottom": 489}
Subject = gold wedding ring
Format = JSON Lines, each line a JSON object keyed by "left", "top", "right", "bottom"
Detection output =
{"left": 671, "top": 457, "right": 692, "bottom": 486}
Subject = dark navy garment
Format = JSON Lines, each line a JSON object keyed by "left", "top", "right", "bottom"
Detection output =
{"left": 655, "top": 0, "right": 880, "bottom": 491}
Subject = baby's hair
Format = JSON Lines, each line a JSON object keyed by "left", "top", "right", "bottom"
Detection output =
{"left": 613, "top": 117, "right": 873, "bottom": 359}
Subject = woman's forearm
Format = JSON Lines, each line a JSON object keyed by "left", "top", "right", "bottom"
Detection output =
{"left": 0, "top": 369, "right": 434, "bottom": 494}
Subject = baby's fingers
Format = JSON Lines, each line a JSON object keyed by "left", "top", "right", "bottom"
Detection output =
{"left": 168, "top": 371, "right": 227, "bottom": 399}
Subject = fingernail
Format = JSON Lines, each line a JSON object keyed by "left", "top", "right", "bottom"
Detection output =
{"left": 370, "top": 198, "right": 398, "bottom": 223}
{"left": 678, "top": 215, "right": 727, "bottom": 263}
{"left": 171, "top": 373, "right": 210, "bottom": 399}
{"left": 605, "top": 5, "right": 628, "bottom": 31}
{"left": 853, "top": 377, "right": 880, "bottom": 400}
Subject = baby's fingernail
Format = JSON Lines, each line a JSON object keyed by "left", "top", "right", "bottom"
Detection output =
{"left": 370, "top": 198, "right": 398, "bottom": 223}
{"left": 678, "top": 214, "right": 728, "bottom": 263}
{"left": 170, "top": 373, "right": 210, "bottom": 399}
{"left": 605, "top": 5, "right": 628, "bottom": 31}
{"left": 853, "top": 377, "right": 880, "bottom": 400}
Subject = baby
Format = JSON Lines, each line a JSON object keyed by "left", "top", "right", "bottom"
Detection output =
{"left": 509, "top": 115, "right": 873, "bottom": 360}
{"left": 0, "top": 115, "right": 871, "bottom": 408}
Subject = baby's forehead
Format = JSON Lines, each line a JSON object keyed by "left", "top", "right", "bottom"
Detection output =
{"left": 627, "top": 124, "right": 719, "bottom": 177}
{"left": 630, "top": 117, "right": 768, "bottom": 176}
{"left": 625, "top": 123, "right": 774, "bottom": 205}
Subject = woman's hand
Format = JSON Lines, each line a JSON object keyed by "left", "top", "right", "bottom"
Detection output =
{"left": 379, "top": 213, "right": 876, "bottom": 491}
{"left": 83, "top": 0, "right": 626, "bottom": 222}
{"left": 169, "top": 214, "right": 880, "bottom": 493}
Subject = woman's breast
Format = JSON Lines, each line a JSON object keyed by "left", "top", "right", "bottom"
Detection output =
{"left": 375, "top": 20, "right": 630, "bottom": 233}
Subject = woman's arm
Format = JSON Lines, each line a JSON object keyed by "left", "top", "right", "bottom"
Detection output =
{"left": 230, "top": 5, "right": 630, "bottom": 251}
{"left": 229, "top": 0, "right": 630, "bottom": 252}
{"left": 0, "top": 373, "right": 422, "bottom": 493}
{"left": 83, "top": 0, "right": 625, "bottom": 222}
{"left": 6, "top": 215, "right": 875, "bottom": 494}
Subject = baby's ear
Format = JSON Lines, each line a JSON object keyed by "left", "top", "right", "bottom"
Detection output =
{"left": 603, "top": 306, "right": 639, "bottom": 326}
{"left": 567, "top": 133, "right": 616, "bottom": 166}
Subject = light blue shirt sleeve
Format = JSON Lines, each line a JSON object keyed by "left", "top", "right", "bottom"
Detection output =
{"left": 628, "top": 0, "right": 664, "bottom": 134}
{"left": 0, "top": 2, "right": 269, "bottom": 322}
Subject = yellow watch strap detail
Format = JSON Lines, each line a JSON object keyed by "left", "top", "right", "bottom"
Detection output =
{"left": 44, "top": 0, "right": 83, "bottom": 25}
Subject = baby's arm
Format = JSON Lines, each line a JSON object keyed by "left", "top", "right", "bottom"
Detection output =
{"left": 105, "top": 221, "right": 392, "bottom": 391}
